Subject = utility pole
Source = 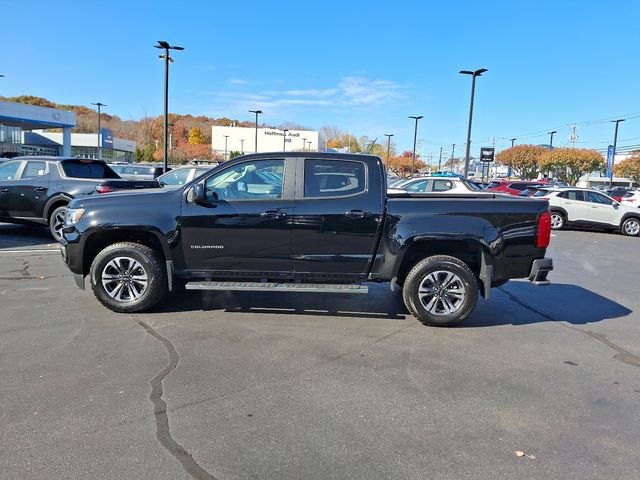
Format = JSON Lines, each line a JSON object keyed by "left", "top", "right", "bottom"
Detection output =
{"left": 384, "top": 133, "right": 394, "bottom": 168}
{"left": 409, "top": 115, "right": 423, "bottom": 178}
{"left": 438, "top": 146, "right": 444, "bottom": 171}
{"left": 548, "top": 130, "right": 557, "bottom": 150}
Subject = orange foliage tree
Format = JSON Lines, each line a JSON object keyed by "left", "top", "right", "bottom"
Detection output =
{"left": 539, "top": 148, "right": 604, "bottom": 185}
{"left": 386, "top": 151, "right": 426, "bottom": 177}
{"left": 495, "top": 145, "right": 547, "bottom": 179}
{"left": 613, "top": 152, "right": 640, "bottom": 183}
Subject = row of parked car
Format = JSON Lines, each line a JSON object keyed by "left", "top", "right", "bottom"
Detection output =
{"left": 387, "top": 175, "right": 640, "bottom": 237}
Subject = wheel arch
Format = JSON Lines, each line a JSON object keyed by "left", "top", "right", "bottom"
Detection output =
{"left": 81, "top": 229, "right": 172, "bottom": 288}
{"left": 44, "top": 194, "right": 73, "bottom": 221}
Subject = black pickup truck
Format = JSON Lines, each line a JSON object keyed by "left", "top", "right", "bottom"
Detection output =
{"left": 60, "top": 152, "right": 553, "bottom": 326}
{"left": 0, "top": 156, "right": 159, "bottom": 240}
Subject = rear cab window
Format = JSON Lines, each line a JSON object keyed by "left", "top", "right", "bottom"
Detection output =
{"left": 303, "top": 159, "right": 366, "bottom": 198}
{"left": 61, "top": 160, "right": 120, "bottom": 179}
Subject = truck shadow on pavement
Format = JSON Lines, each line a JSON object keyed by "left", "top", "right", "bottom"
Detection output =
{"left": 157, "top": 282, "right": 410, "bottom": 321}
{"left": 157, "top": 280, "right": 632, "bottom": 327}
{"left": 463, "top": 281, "right": 633, "bottom": 328}
{"left": 0, "top": 224, "right": 56, "bottom": 249}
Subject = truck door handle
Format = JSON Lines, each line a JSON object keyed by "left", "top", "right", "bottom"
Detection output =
{"left": 0, "top": 188, "right": 8, "bottom": 193}
{"left": 346, "top": 209, "right": 367, "bottom": 219}
{"left": 260, "top": 209, "right": 286, "bottom": 218}
{"left": 34, "top": 187, "right": 47, "bottom": 192}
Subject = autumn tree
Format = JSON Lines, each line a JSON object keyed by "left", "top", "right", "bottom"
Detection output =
{"left": 613, "top": 151, "right": 640, "bottom": 183}
{"left": 386, "top": 151, "right": 426, "bottom": 177}
{"left": 188, "top": 127, "right": 205, "bottom": 145}
{"left": 495, "top": 145, "right": 547, "bottom": 179}
{"left": 538, "top": 148, "right": 604, "bottom": 185}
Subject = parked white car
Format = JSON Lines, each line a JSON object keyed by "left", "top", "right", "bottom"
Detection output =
{"left": 387, "top": 176, "right": 476, "bottom": 194}
{"left": 535, "top": 187, "right": 640, "bottom": 236}
{"left": 620, "top": 190, "right": 640, "bottom": 208}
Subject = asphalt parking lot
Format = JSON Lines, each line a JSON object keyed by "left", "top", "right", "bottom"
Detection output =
{"left": 1, "top": 223, "right": 639, "bottom": 480}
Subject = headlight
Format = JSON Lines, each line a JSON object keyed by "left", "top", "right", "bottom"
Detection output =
{"left": 65, "top": 208, "right": 85, "bottom": 225}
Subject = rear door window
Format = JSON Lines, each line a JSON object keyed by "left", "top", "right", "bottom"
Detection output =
{"left": 560, "top": 190, "right": 585, "bottom": 201}
{"left": 21, "top": 161, "right": 48, "bottom": 179}
{"left": 303, "top": 159, "right": 366, "bottom": 198}
{"left": 432, "top": 179, "right": 454, "bottom": 192}
{"left": 61, "top": 160, "right": 119, "bottom": 179}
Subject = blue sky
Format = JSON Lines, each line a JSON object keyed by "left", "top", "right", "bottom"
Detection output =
{"left": 3, "top": 0, "right": 639, "bottom": 159}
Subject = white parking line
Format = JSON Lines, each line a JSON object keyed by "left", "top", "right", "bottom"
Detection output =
{"left": 0, "top": 249, "right": 60, "bottom": 254}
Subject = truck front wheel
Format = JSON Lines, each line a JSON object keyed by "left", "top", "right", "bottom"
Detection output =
{"left": 402, "top": 255, "right": 478, "bottom": 327}
{"left": 89, "top": 242, "right": 167, "bottom": 313}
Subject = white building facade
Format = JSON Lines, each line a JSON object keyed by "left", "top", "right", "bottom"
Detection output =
{"left": 212, "top": 126, "right": 319, "bottom": 158}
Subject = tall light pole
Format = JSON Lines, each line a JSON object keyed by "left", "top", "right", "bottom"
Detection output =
{"left": 249, "top": 110, "right": 262, "bottom": 153}
{"left": 548, "top": 130, "right": 557, "bottom": 150}
{"left": 282, "top": 129, "right": 289, "bottom": 151}
{"left": 460, "top": 68, "right": 488, "bottom": 178}
{"left": 302, "top": 137, "right": 307, "bottom": 151}
{"left": 510, "top": 138, "right": 516, "bottom": 148}
{"left": 91, "top": 102, "right": 106, "bottom": 160}
{"left": 154, "top": 40, "right": 184, "bottom": 172}
{"left": 223, "top": 135, "right": 229, "bottom": 160}
{"left": 409, "top": 115, "right": 423, "bottom": 177}
{"left": 384, "top": 133, "right": 393, "bottom": 167}
{"left": 438, "top": 146, "right": 444, "bottom": 171}
{"left": 307, "top": 141, "right": 313, "bottom": 151}
{"left": 240, "top": 139, "right": 244, "bottom": 154}
{"left": 609, "top": 119, "right": 625, "bottom": 188}
{"left": 508, "top": 138, "right": 517, "bottom": 176}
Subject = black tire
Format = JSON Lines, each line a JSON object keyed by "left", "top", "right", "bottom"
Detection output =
{"left": 550, "top": 211, "right": 565, "bottom": 230}
{"left": 89, "top": 242, "right": 167, "bottom": 313}
{"left": 48, "top": 206, "right": 68, "bottom": 242}
{"left": 621, "top": 217, "right": 640, "bottom": 237}
{"left": 402, "top": 255, "right": 478, "bottom": 327}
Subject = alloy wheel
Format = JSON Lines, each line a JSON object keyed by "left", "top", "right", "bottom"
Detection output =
{"left": 101, "top": 257, "right": 149, "bottom": 302}
{"left": 417, "top": 270, "right": 467, "bottom": 316}
{"left": 623, "top": 219, "right": 640, "bottom": 236}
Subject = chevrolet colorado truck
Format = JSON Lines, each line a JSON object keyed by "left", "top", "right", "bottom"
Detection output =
{"left": 0, "top": 156, "right": 159, "bottom": 240}
{"left": 60, "top": 152, "right": 553, "bottom": 326}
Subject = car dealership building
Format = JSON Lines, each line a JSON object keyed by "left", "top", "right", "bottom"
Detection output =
{"left": 212, "top": 126, "right": 319, "bottom": 158}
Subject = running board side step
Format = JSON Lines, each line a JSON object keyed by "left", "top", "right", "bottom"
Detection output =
{"left": 184, "top": 281, "right": 368, "bottom": 294}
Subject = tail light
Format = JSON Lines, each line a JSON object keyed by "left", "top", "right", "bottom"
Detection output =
{"left": 536, "top": 211, "right": 551, "bottom": 248}
{"left": 95, "top": 184, "right": 116, "bottom": 194}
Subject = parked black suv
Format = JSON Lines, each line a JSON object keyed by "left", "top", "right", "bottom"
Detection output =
{"left": 0, "top": 156, "right": 158, "bottom": 240}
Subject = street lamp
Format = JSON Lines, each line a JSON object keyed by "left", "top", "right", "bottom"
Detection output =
{"left": 609, "top": 119, "right": 625, "bottom": 188}
{"left": 409, "top": 115, "right": 423, "bottom": 177}
{"left": 223, "top": 135, "right": 229, "bottom": 160}
{"left": 282, "top": 129, "right": 289, "bottom": 151}
{"left": 154, "top": 40, "right": 184, "bottom": 172}
{"left": 91, "top": 102, "right": 107, "bottom": 160}
{"left": 548, "top": 131, "right": 557, "bottom": 150}
{"left": 307, "top": 141, "right": 313, "bottom": 151}
{"left": 384, "top": 133, "right": 394, "bottom": 167}
{"left": 438, "top": 146, "right": 444, "bottom": 171}
{"left": 460, "top": 68, "right": 488, "bottom": 178}
{"left": 240, "top": 139, "right": 244, "bottom": 155}
{"left": 510, "top": 138, "right": 516, "bottom": 148}
{"left": 249, "top": 110, "right": 262, "bottom": 153}
{"left": 302, "top": 137, "right": 307, "bottom": 151}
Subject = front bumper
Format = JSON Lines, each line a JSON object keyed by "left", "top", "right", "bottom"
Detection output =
{"left": 59, "top": 229, "right": 86, "bottom": 289}
{"left": 529, "top": 258, "right": 553, "bottom": 286}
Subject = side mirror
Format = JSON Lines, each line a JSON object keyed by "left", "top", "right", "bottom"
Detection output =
{"left": 192, "top": 183, "right": 206, "bottom": 204}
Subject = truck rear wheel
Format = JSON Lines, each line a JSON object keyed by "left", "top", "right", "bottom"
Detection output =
{"left": 402, "top": 255, "right": 478, "bottom": 327}
{"left": 89, "top": 242, "right": 167, "bottom": 313}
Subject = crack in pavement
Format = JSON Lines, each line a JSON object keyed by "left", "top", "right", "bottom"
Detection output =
{"left": 129, "top": 315, "right": 218, "bottom": 480}
{"left": 498, "top": 287, "right": 640, "bottom": 368}
{"left": 10, "top": 260, "right": 32, "bottom": 277}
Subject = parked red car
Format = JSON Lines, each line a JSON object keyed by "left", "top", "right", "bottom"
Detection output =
{"left": 486, "top": 180, "right": 546, "bottom": 196}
